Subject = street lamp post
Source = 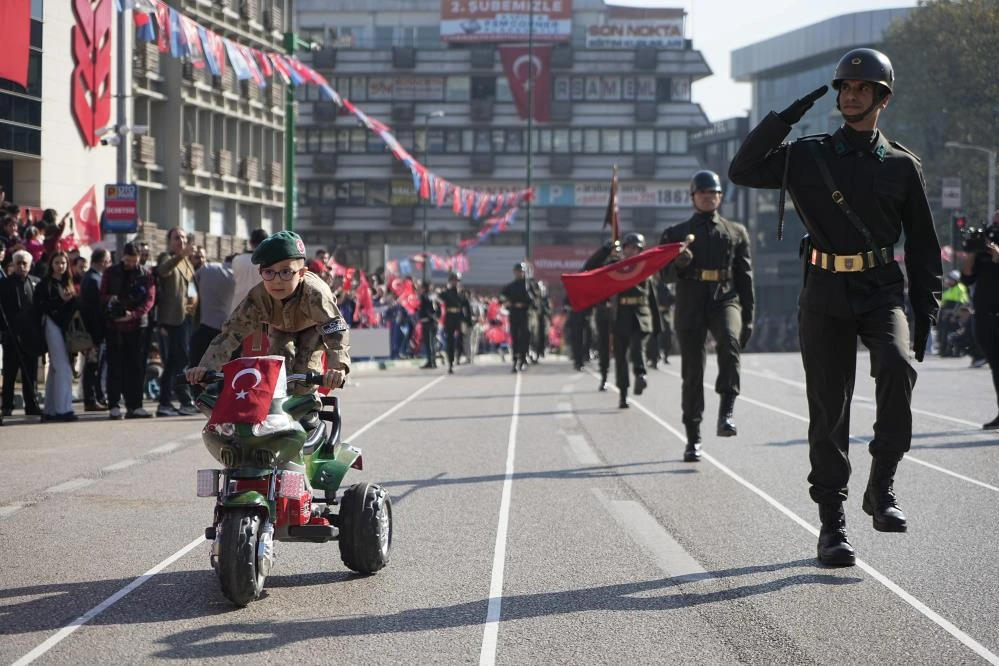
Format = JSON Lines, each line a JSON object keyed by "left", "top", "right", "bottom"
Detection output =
{"left": 945, "top": 140, "right": 998, "bottom": 221}
{"left": 421, "top": 110, "right": 445, "bottom": 283}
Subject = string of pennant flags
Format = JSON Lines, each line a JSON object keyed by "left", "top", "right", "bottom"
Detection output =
{"left": 121, "top": 0, "right": 534, "bottom": 262}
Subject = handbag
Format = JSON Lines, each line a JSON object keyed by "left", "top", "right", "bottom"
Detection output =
{"left": 65, "top": 311, "right": 95, "bottom": 354}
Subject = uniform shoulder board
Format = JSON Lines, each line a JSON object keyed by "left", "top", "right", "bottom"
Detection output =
{"left": 792, "top": 133, "right": 830, "bottom": 144}
{"left": 889, "top": 140, "right": 922, "bottom": 163}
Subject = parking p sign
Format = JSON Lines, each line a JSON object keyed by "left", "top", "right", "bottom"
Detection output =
{"left": 103, "top": 183, "right": 139, "bottom": 233}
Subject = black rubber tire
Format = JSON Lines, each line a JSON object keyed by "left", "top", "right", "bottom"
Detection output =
{"left": 338, "top": 482, "right": 392, "bottom": 574}
{"left": 217, "top": 509, "right": 266, "bottom": 606}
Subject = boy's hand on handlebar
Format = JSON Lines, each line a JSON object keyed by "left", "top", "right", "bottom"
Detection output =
{"left": 185, "top": 366, "right": 208, "bottom": 384}
{"left": 323, "top": 369, "right": 346, "bottom": 389}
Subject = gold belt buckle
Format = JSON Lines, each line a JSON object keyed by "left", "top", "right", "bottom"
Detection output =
{"left": 701, "top": 269, "right": 720, "bottom": 281}
{"left": 833, "top": 254, "right": 863, "bottom": 272}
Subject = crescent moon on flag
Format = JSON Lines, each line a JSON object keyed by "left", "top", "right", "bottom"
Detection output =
{"left": 231, "top": 367, "right": 263, "bottom": 390}
{"left": 608, "top": 260, "right": 646, "bottom": 281}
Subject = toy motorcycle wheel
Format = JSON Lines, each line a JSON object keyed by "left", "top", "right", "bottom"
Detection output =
{"left": 217, "top": 508, "right": 267, "bottom": 606}
{"left": 338, "top": 482, "right": 392, "bottom": 574}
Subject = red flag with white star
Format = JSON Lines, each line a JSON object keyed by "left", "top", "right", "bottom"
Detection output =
{"left": 208, "top": 356, "right": 286, "bottom": 426}
{"left": 560, "top": 243, "right": 686, "bottom": 312}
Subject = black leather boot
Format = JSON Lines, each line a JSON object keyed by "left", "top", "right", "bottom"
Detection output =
{"left": 683, "top": 423, "right": 701, "bottom": 462}
{"left": 618, "top": 387, "right": 629, "bottom": 409}
{"left": 598, "top": 374, "right": 607, "bottom": 391}
{"left": 817, "top": 503, "right": 856, "bottom": 566}
{"left": 717, "top": 392, "right": 737, "bottom": 437}
{"left": 634, "top": 374, "right": 647, "bottom": 395}
{"left": 862, "top": 459, "right": 907, "bottom": 532}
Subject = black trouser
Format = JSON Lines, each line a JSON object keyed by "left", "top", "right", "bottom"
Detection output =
{"left": 82, "top": 342, "right": 106, "bottom": 404}
{"left": 676, "top": 301, "right": 742, "bottom": 427}
{"left": 799, "top": 306, "right": 916, "bottom": 505}
{"left": 595, "top": 310, "right": 611, "bottom": 377}
{"left": 645, "top": 317, "right": 672, "bottom": 365}
{"left": 613, "top": 317, "right": 647, "bottom": 390}
{"left": 106, "top": 328, "right": 147, "bottom": 411}
{"left": 973, "top": 311, "right": 999, "bottom": 410}
{"left": 1, "top": 335, "right": 40, "bottom": 412}
{"left": 445, "top": 323, "right": 462, "bottom": 366}
{"left": 509, "top": 313, "right": 530, "bottom": 366}
{"left": 568, "top": 309, "right": 591, "bottom": 368}
{"left": 189, "top": 324, "right": 221, "bottom": 398}
{"left": 158, "top": 320, "right": 193, "bottom": 408}
{"left": 421, "top": 321, "right": 437, "bottom": 367}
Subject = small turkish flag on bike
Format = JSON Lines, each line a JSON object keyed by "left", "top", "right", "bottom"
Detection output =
{"left": 561, "top": 243, "right": 686, "bottom": 313}
{"left": 208, "top": 356, "right": 287, "bottom": 426}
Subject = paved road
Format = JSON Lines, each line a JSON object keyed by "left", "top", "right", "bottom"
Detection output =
{"left": 1, "top": 352, "right": 997, "bottom": 665}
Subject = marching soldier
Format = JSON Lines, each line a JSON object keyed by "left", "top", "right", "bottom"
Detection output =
{"left": 500, "top": 262, "right": 537, "bottom": 372}
{"left": 418, "top": 280, "right": 440, "bottom": 369}
{"left": 439, "top": 272, "right": 471, "bottom": 374}
{"left": 729, "top": 48, "right": 941, "bottom": 566}
{"left": 646, "top": 280, "right": 675, "bottom": 368}
{"left": 660, "top": 170, "right": 755, "bottom": 462}
{"left": 583, "top": 241, "right": 619, "bottom": 391}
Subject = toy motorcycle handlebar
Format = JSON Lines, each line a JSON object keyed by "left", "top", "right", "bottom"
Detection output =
{"left": 176, "top": 371, "right": 334, "bottom": 386}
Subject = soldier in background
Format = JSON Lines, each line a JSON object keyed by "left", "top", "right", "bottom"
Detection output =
{"left": 661, "top": 170, "right": 754, "bottom": 462}
{"left": 646, "top": 281, "right": 675, "bottom": 368}
{"left": 531, "top": 280, "right": 551, "bottom": 364}
{"left": 439, "top": 271, "right": 471, "bottom": 374}
{"left": 500, "top": 262, "right": 537, "bottom": 373}
{"left": 418, "top": 280, "right": 440, "bottom": 369}
{"left": 583, "top": 241, "right": 619, "bottom": 391}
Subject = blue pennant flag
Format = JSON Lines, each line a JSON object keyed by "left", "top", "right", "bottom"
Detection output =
{"left": 168, "top": 8, "right": 184, "bottom": 58}
{"left": 224, "top": 39, "right": 253, "bottom": 81}
{"left": 198, "top": 26, "right": 221, "bottom": 77}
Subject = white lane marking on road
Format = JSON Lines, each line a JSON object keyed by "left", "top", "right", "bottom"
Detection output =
{"left": 10, "top": 536, "right": 206, "bottom": 666}
{"left": 13, "top": 376, "right": 448, "bottom": 665}
{"left": 348, "top": 375, "right": 447, "bottom": 442}
{"left": 183, "top": 433, "right": 203, "bottom": 441}
{"left": 101, "top": 459, "right": 138, "bottom": 472}
{"left": 555, "top": 402, "right": 573, "bottom": 421}
{"left": 593, "top": 489, "right": 711, "bottom": 582}
{"left": 0, "top": 504, "right": 25, "bottom": 518}
{"left": 148, "top": 441, "right": 180, "bottom": 455}
{"left": 664, "top": 368, "right": 999, "bottom": 495}
{"left": 44, "top": 478, "right": 95, "bottom": 494}
{"left": 479, "top": 372, "right": 522, "bottom": 666}
{"left": 564, "top": 434, "right": 601, "bottom": 465}
{"left": 624, "top": 392, "right": 999, "bottom": 666}
{"left": 560, "top": 384, "right": 574, "bottom": 394}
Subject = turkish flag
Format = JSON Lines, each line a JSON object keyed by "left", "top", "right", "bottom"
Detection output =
{"left": 499, "top": 44, "right": 552, "bottom": 122}
{"left": 561, "top": 243, "right": 686, "bottom": 313}
{"left": 0, "top": 0, "right": 31, "bottom": 89}
{"left": 71, "top": 186, "right": 101, "bottom": 246}
{"left": 208, "top": 356, "right": 286, "bottom": 426}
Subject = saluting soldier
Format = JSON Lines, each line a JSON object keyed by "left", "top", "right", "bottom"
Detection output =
{"left": 500, "top": 262, "right": 537, "bottom": 373}
{"left": 583, "top": 241, "right": 619, "bottom": 391}
{"left": 729, "top": 48, "right": 942, "bottom": 567}
{"left": 660, "top": 170, "right": 755, "bottom": 462}
{"left": 439, "top": 271, "right": 471, "bottom": 374}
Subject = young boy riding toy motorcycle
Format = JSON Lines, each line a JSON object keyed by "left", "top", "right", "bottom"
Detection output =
{"left": 184, "top": 230, "right": 350, "bottom": 391}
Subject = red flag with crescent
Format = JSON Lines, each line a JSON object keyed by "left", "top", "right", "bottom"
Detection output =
{"left": 498, "top": 44, "right": 552, "bottom": 122}
{"left": 208, "top": 356, "right": 286, "bottom": 426}
{"left": 71, "top": 185, "right": 101, "bottom": 246}
{"left": 561, "top": 243, "right": 686, "bottom": 312}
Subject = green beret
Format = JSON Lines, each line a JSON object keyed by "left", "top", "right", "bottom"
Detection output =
{"left": 251, "top": 230, "right": 307, "bottom": 266}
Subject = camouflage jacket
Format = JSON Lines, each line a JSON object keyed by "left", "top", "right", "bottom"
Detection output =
{"left": 198, "top": 271, "right": 351, "bottom": 372}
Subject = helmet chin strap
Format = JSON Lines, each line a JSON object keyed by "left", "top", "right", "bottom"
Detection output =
{"left": 836, "top": 88, "right": 887, "bottom": 124}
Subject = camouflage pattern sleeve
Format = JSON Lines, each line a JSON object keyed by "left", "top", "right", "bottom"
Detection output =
{"left": 196, "top": 296, "right": 265, "bottom": 370}
{"left": 301, "top": 278, "right": 351, "bottom": 374}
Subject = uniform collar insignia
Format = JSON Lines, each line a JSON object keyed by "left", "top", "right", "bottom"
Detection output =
{"left": 833, "top": 137, "right": 848, "bottom": 156}
{"left": 875, "top": 144, "right": 888, "bottom": 161}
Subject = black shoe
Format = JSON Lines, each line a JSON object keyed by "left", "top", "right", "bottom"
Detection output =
{"left": 58, "top": 412, "right": 79, "bottom": 422}
{"left": 634, "top": 374, "right": 647, "bottom": 396}
{"left": 862, "top": 459, "right": 907, "bottom": 532}
{"left": 618, "top": 387, "right": 629, "bottom": 409}
{"left": 24, "top": 406, "right": 42, "bottom": 417}
{"left": 716, "top": 393, "right": 737, "bottom": 437}
{"left": 1, "top": 409, "right": 11, "bottom": 417}
{"left": 511, "top": 365, "right": 519, "bottom": 373}
{"left": 817, "top": 503, "right": 856, "bottom": 566}
{"left": 984, "top": 414, "right": 999, "bottom": 430}
{"left": 448, "top": 366, "right": 454, "bottom": 375}
{"left": 683, "top": 424, "right": 702, "bottom": 462}
{"left": 598, "top": 376, "right": 607, "bottom": 392}
{"left": 648, "top": 361, "right": 658, "bottom": 370}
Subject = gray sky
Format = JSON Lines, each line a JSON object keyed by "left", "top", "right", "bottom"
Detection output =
{"left": 613, "top": 0, "right": 919, "bottom": 121}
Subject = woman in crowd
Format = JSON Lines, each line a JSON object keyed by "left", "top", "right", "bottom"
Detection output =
{"left": 35, "top": 250, "right": 79, "bottom": 422}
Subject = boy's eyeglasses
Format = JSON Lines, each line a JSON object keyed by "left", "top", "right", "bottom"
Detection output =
{"left": 260, "top": 267, "right": 300, "bottom": 281}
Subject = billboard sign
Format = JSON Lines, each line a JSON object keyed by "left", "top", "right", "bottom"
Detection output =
{"left": 584, "top": 18, "right": 684, "bottom": 49}
{"left": 102, "top": 183, "right": 139, "bottom": 233}
{"left": 537, "top": 181, "right": 689, "bottom": 208}
{"left": 440, "top": 0, "right": 573, "bottom": 43}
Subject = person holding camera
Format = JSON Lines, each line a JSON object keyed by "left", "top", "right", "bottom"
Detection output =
{"left": 100, "top": 242, "right": 157, "bottom": 420}
{"left": 961, "top": 210, "right": 999, "bottom": 429}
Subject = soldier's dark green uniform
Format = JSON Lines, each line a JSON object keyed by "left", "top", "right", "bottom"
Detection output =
{"left": 661, "top": 170, "right": 754, "bottom": 461}
{"left": 583, "top": 244, "right": 617, "bottom": 391}
{"left": 729, "top": 48, "right": 942, "bottom": 566}
{"left": 439, "top": 272, "right": 471, "bottom": 374}
{"left": 500, "top": 262, "right": 537, "bottom": 373}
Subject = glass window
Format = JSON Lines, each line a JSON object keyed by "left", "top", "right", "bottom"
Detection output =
{"left": 636, "top": 129, "right": 655, "bottom": 153}
{"left": 495, "top": 76, "right": 512, "bottom": 103}
{"left": 429, "top": 128, "right": 445, "bottom": 154}
{"left": 367, "top": 133, "right": 384, "bottom": 153}
{"left": 374, "top": 27, "right": 394, "bottom": 49}
{"left": 462, "top": 129, "right": 474, "bottom": 152}
{"left": 505, "top": 129, "right": 523, "bottom": 153}
{"left": 350, "top": 76, "right": 367, "bottom": 101}
{"left": 336, "top": 130, "right": 350, "bottom": 152}
{"left": 31, "top": 0, "right": 43, "bottom": 19}
{"left": 537, "top": 130, "right": 551, "bottom": 153}
{"left": 603, "top": 129, "right": 620, "bottom": 153}
{"left": 492, "top": 129, "right": 506, "bottom": 153}
{"left": 349, "top": 129, "right": 366, "bottom": 153}
{"left": 445, "top": 129, "right": 463, "bottom": 153}
{"left": 655, "top": 130, "right": 669, "bottom": 153}
{"left": 396, "top": 129, "right": 415, "bottom": 152}
{"left": 473, "top": 129, "right": 491, "bottom": 152}
{"left": 416, "top": 26, "right": 440, "bottom": 48}
{"left": 349, "top": 182, "right": 366, "bottom": 205}
{"left": 569, "top": 129, "right": 583, "bottom": 153}
{"left": 656, "top": 77, "right": 672, "bottom": 102}
{"left": 446, "top": 76, "right": 470, "bottom": 102}
{"left": 670, "top": 130, "right": 688, "bottom": 154}
{"left": 621, "top": 130, "right": 634, "bottom": 153}
{"left": 583, "top": 129, "right": 600, "bottom": 153}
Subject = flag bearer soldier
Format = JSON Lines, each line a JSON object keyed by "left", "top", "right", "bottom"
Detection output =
{"left": 728, "top": 48, "right": 941, "bottom": 566}
{"left": 500, "top": 262, "right": 538, "bottom": 373}
{"left": 660, "top": 170, "right": 755, "bottom": 463}
{"left": 440, "top": 271, "right": 471, "bottom": 374}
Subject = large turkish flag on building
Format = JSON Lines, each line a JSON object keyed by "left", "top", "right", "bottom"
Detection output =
{"left": 499, "top": 44, "right": 553, "bottom": 122}
{"left": 561, "top": 243, "right": 686, "bottom": 312}
{"left": 208, "top": 356, "right": 287, "bottom": 426}
{"left": 0, "top": 0, "right": 31, "bottom": 88}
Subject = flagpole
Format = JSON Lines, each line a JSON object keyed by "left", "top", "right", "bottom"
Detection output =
{"left": 115, "top": 2, "right": 129, "bottom": 255}
{"left": 524, "top": 2, "right": 535, "bottom": 261}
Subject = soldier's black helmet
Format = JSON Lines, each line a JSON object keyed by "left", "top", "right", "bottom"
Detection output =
{"left": 622, "top": 232, "right": 646, "bottom": 249}
{"left": 448, "top": 271, "right": 461, "bottom": 282}
{"left": 513, "top": 262, "right": 526, "bottom": 272}
{"left": 690, "top": 170, "right": 723, "bottom": 194}
{"left": 832, "top": 48, "right": 894, "bottom": 94}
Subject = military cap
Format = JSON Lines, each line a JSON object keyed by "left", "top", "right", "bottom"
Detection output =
{"left": 513, "top": 262, "right": 526, "bottom": 272}
{"left": 448, "top": 271, "right": 461, "bottom": 282}
{"left": 690, "top": 170, "right": 723, "bottom": 194}
{"left": 251, "top": 230, "right": 307, "bottom": 266}
{"left": 622, "top": 232, "right": 646, "bottom": 249}
{"left": 833, "top": 48, "right": 894, "bottom": 93}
